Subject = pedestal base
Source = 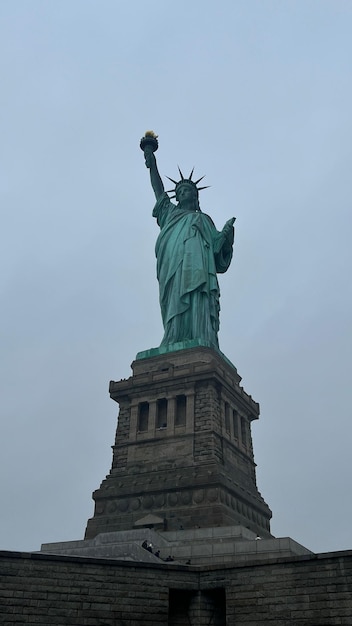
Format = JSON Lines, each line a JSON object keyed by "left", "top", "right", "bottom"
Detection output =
{"left": 85, "top": 347, "right": 272, "bottom": 540}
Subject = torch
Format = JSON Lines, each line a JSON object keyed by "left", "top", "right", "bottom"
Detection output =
{"left": 140, "top": 131, "right": 158, "bottom": 164}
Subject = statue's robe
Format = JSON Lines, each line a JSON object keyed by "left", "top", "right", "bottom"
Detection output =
{"left": 153, "top": 193, "right": 233, "bottom": 348}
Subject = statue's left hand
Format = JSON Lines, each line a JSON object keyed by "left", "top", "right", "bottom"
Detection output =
{"left": 222, "top": 217, "right": 236, "bottom": 245}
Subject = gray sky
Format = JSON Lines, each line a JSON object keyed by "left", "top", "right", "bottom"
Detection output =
{"left": 1, "top": 0, "right": 351, "bottom": 555}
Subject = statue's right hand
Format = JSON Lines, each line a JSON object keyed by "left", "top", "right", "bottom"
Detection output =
{"left": 144, "top": 149, "right": 155, "bottom": 169}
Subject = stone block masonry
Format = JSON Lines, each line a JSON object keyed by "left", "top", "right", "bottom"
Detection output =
{"left": 85, "top": 347, "right": 272, "bottom": 539}
{"left": 1, "top": 549, "right": 352, "bottom": 624}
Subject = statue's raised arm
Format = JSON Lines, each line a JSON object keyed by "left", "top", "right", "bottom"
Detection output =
{"left": 140, "top": 132, "right": 235, "bottom": 352}
{"left": 140, "top": 131, "right": 164, "bottom": 200}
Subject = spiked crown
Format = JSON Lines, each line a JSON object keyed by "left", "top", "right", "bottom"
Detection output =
{"left": 166, "top": 167, "right": 209, "bottom": 200}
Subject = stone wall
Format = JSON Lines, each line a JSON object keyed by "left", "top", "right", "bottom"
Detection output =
{"left": 205, "top": 552, "right": 352, "bottom": 624}
{"left": 1, "top": 549, "right": 351, "bottom": 625}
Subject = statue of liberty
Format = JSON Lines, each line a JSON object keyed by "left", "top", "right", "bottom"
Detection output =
{"left": 140, "top": 132, "right": 235, "bottom": 351}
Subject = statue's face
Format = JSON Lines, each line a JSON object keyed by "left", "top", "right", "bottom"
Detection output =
{"left": 176, "top": 184, "right": 198, "bottom": 210}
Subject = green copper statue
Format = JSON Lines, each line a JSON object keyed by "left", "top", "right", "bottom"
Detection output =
{"left": 141, "top": 132, "right": 235, "bottom": 350}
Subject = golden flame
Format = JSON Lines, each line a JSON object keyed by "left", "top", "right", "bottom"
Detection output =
{"left": 144, "top": 130, "right": 158, "bottom": 139}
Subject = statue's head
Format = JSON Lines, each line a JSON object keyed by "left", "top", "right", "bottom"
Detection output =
{"left": 175, "top": 181, "right": 199, "bottom": 211}
{"left": 166, "top": 167, "right": 209, "bottom": 212}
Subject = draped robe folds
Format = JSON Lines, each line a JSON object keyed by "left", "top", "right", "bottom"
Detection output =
{"left": 153, "top": 193, "right": 234, "bottom": 348}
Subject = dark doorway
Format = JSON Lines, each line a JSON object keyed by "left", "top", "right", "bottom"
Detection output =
{"left": 168, "top": 588, "right": 226, "bottom": 625}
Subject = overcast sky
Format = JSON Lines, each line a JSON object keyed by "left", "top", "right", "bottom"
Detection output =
{"left": 1, "top": 0, "right": 351, "bottom": 555}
